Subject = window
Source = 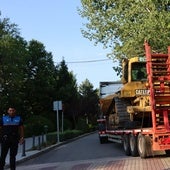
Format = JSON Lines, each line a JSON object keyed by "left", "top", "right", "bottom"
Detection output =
{"left": 131, "top": 62, "right": 147, "bottom": 81}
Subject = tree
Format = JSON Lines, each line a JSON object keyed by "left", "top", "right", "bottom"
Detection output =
{"left": 55, "top": 59, "right": 78, "bottom": 102}
{"left": 0, "top": 15, "right": 27, "bottom": 113}
{"left": 79, "top": 79, "right": 99, "bottom": 124}
{"left": 79, "top": 1, "right": 170, "bottom": 60}
{"left": 55, "top": 59, "right": 80, "bottom": 129}
{"left": 24, "top": 40, "right": 56, "bottom": 118}
{"left": 0, "top": 14, "right": 85, "bottom": 133}
{"left": 0, "top": 13, "right": 100, "bottom": 133}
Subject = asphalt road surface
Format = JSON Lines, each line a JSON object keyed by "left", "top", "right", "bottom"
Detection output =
{"left": 19, "top": 132, "right": 127, "bottom": 164}
{"left": 11, "top": 132, "right": 170, "bottom": 170}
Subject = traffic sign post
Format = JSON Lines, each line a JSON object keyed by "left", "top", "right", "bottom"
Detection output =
{"left": 53, "top": 101, "right": 62, "bottom": 143}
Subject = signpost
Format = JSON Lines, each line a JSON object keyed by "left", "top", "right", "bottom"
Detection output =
{"left": 53, "top": 101, "right": 62, "bottom": 143}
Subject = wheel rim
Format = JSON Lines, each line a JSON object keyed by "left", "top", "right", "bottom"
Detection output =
{"left": 138, "top": 135, "right": 143, "bottom": 154}
{"left": 123, "top": 135, "right": 128, "bottom": 150}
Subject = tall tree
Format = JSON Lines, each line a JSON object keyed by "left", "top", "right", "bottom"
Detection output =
{"left": 55, "top": 59, "right": 79, "bottom": 128}
{"left": 79, "top": 79, "right": 99, "bottom": 124}
{"left": 0, "top": 14, "right": 83, "bottom": 132}
{"left": 55, "top": 59, "right": 78, "bottom": 102}
{"left": 24, "top": 40, "right": 56, "bottom": 117}
{"left": 79, "top": 1, "right": 170, "bottom": 60}
{"left": 0, "top": 15, "right": 27, "bottom": 113}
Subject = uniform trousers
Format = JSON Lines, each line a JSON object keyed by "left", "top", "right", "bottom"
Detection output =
{"left": 0, "top": 136, "right": 18, "bottom": 170}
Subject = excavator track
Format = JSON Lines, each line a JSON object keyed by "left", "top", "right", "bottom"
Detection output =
{"left": 114, "top": 97, "right": 131, "bottom": 128}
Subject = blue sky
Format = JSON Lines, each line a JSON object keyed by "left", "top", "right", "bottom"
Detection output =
{"left": 1, "top": 0, "right": 119, "bottom": 88}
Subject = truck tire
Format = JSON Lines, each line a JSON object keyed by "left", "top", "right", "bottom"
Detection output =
{"left": 100, "top": 137, "right": 105, "bottom": 144}
{"left": 129, "top": 133, "right": 139, "bottom": 157}
{"left": 123, "top": 134, "right": 131, "bottom": 156}
{"left": 137, "top": 133, "right": 147, "bottom": 158}
{"left": 99, "top": 137, "right": 108, "bottom": 144}
{"left": 165, "top": 150, "right": 170, "bottom": 156}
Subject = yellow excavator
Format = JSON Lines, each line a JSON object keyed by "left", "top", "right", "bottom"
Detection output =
{"left": 100, "top": 56, "right": 151, "bottom": 129}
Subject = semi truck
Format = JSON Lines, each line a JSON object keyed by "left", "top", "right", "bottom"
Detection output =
{"left": 98, "top": 41, "right": 170, "bottom": 158}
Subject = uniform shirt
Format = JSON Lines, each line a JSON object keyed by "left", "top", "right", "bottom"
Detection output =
{"left": 0, "top": 115, "right": 23, "bottom": 137}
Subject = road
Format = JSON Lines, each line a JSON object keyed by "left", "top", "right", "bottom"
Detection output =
{"left": 11, "top": 132, "right": 170, "bottom": 170}
{"left": 19, "top": 132, "right": 127, "bottom": 164}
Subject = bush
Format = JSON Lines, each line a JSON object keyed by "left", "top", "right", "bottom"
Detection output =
{"left": 62, "top": 118, "right": 72, "bottom": 130}
{"left": 60, "top": 130, "right": 83, "bottom": 141}
{"left": 76, "top": 118, "right": 89, "bottom": 132}
{"left": 24, "top": 115, "right": 55, "bottom": 137}
{"left": 46, "top": 129, "right": 83, "bottom": 145}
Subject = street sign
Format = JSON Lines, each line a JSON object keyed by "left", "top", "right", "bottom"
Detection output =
{"left": 53, "top": 101, "right": 62, "bottom": 111}
{"left": 53, "top": 100, "right": 62, "bottom": 143}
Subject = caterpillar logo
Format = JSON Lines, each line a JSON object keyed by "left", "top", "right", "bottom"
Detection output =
{"left": 135, "top": 89, "right": 150, "bottom": 95}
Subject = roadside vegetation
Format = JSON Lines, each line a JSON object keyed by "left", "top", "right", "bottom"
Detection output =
{"left": 0, "top": 14, "right": 100, "bottom": 138}
{"left": 79, "top": 1, "right": 170, "bottom": 75}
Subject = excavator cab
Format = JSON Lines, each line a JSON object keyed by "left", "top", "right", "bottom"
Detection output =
{"left": 131, "top": 62, "right": 147, "bottom": 81}
{"left": 121, "top": 57, "right": 147, "bottom": 83}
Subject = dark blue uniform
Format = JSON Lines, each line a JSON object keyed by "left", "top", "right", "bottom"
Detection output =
{"left": 0, "top": 115, "right": 23, "bottom": 170}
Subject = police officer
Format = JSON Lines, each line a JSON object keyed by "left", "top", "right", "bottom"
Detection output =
{"left": 0, "top": 107, "right": 24, "bottom": 170}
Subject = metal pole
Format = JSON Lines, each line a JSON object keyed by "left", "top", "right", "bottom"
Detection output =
{"left": 42, "top": 133, "right": 44, "bottom": 144}
{"left": 22, "top": 140, "right": 26, "bottom": 157}
{"left": 38, "top": 136, "right": 41, "bottom": 150}
{"left": 62, "top": 111, "right": 63, "bottom": 133}
{"left": 32, "top": 135, "right": 35, "bottom": 148}
{"left": 56, "top": 109, "right": 60, "bottom": 143}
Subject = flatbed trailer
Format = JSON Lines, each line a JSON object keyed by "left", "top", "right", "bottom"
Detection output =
{"left": 98, "top": 118, "right": 170, "bottom": 158}
{"left": 98, "top": 42, "right": 170, "bottom": 158}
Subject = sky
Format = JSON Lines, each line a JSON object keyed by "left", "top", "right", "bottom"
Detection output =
{"left": 0, "top": 0, "right": 119, "bottom": 89}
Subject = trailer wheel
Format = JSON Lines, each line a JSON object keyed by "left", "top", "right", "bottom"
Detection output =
{"left": 99, "top": 137, "right": 104, "bottom": 144}
{"left": 123, "top": 134, "right": 131, "bottom": 156}
{"left": 99, "top": 136, "right": 108, "bottom": 144}
{"left": 129, "top": 134, "right": 139, "bottom": 157}
{"left": 165, "top": 150, "right": 170, "bottom": 156}
{"left": 99, "top": 137, "right": 105, "bottom": 144}
{"left": 137, "top": 133, "right": 148, "bottom": 158}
